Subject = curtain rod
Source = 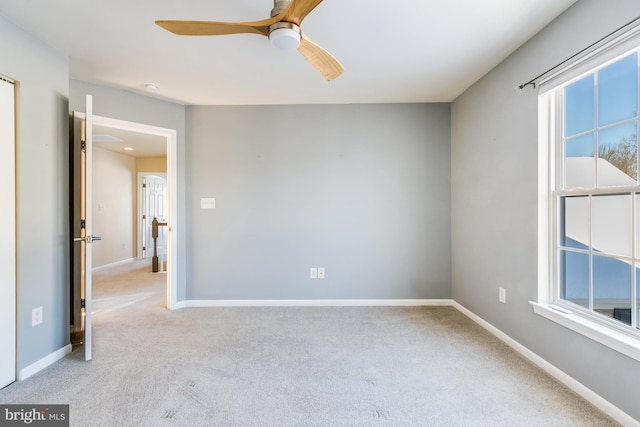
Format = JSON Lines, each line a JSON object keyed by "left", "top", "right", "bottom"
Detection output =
{"left": 517, "top": 15, "right": 640, "bottom": 90}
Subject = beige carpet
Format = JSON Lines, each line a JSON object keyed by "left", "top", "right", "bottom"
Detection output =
{"left": 0, "top": 260, "right": 620, "bottom": 426}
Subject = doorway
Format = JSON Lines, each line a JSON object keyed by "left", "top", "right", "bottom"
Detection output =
{"left": 90, "top": 115, "right": 177, "bottom": 307}
{"left": 71, "top": 107, "right": 178, "bottom": 359}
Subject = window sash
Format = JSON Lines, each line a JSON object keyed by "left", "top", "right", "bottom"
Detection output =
{"left": 553, "top": 196, "right": 639, "bottom": 330}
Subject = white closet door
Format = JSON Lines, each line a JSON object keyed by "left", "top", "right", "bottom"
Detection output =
{"left": 0, "top": 77, "right": 16, "bottom": 388}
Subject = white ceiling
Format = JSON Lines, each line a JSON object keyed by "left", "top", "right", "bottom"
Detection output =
{"left": 93, "top": 125, "right": 167, "bottom": 158}
{"left": 0, "top": 0, "right": 576, "bottom": 106}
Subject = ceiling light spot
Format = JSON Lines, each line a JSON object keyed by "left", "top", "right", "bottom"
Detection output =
{"left": 124, "top": 147, "right": 134, "bottom": 151}
{"left": 144, "top": 83, "right": 159, "bottom": 91}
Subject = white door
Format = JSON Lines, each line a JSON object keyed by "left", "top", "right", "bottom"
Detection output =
{"left": 142, "top": 175, "right": 167, "bottom": 261}
{"left": 72, "top": 95, "right": 95, "bottom": 361}
{"left": 0, "top": 77, "right": 16, "bottom": 388}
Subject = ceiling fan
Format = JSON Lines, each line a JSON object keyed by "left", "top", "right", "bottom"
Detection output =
{"left": 156, "top": 0, "right": 344, "bottom": 81}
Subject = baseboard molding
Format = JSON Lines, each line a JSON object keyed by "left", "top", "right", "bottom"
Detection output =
{"left": 19, "top": 344, "right": 72, "bottom": 381}
{"left": 92, "top": 258, "right": 136, "bottom": 272}
{"left": 452, "top": 301, "right": 639, "bottom": 427}
{"left": 181, "top": 299, "right": 454, "bottom": 308}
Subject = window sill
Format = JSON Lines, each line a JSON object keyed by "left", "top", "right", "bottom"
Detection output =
{"left": 530, "top": 301, "right": 640, "bottom": 362}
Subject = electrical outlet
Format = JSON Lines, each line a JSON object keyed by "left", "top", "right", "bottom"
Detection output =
{"left": 310, "top": 268, "right": 318, "bottom": 279}
{"left": 317, "top": 268, "right": 325, "bottom": 279}
{"left": 32, "top": 306, "right": 43, "bottom": 326}
{"left": 499, "top": 287, "right": 506, "bottom": 304}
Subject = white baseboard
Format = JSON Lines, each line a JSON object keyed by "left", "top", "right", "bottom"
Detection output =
{"left": 92, "top": 258, "right": 136, "bottom": 272}
{"left": 452, "top": 301, "right": 639, "bottom": 427}
{"left": 19, "top": 344, "right": 72, "bottom": 381}
{"left": 181, "top": 299, "right": 454, "bottom": 308}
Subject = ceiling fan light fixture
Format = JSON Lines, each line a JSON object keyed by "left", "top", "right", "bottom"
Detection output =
{"left": 269, "top": 22, "right": 301, "bottom": 51}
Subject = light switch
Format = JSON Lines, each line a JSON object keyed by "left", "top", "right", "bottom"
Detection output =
{"left": 201, "top": 198, "right": 216, "bottom": 209}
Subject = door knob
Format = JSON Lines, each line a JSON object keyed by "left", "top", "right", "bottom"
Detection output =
{"left": 72, "top": 236, "right": 102, "bottom": 243}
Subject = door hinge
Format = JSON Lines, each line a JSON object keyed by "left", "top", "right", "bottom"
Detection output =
{"left": 80, "top": 140, "right": 86, "bottom": 152}
{"left": 143, "top": 183, "right": 146, "bottom": 188}
{"left": 142, "top": 214, "right": 146, "bottom": 220}
{"left": 80, "top": 219, "right": 86, "bottom": 229}
{"left": 142, "top": 246, "right": 146, "bottom": 251}
{"left": 81, "top": 298, "right": 86, "bottom": 309}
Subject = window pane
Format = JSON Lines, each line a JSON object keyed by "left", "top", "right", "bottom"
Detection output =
{"left": 593, "top": 255, "right": 632, "bottom": 325}
{"left": 560, "top": 196, "right": 589, "bottom": 249}
{"left": 637, "top": 265, "right": 640, "bottom": 329}
{"left": 565, "top": 75, "right": 595, "bottom": 137}
{"left": 597, "top": 122, "right": 638, "bottom": 183}
{"left": 564, "top": 133, "right": 595, "bottom": 189}
{"left": 591, "top": 194, "right": 632, "bottom": 257}
{"left": 635, "top": 194, "right": 640, "bottom": 257}
{"left": 598, "top": 53, "right": 638, "bottom": 127}
{"left": 560, "top": 250, "right": 589, "bottom": 309}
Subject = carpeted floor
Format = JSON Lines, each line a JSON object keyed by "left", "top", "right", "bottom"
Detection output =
{"left": 0, "top": 260, "right": 620, "bottom": 426}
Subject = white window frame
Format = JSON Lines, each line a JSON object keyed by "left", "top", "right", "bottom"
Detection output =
{"left": 533, "top": 24, "right": 640, "bottom": 362}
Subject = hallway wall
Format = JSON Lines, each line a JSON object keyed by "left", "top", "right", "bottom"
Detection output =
{"left": 93, "top": 146, "right": 137, "bottom": 268}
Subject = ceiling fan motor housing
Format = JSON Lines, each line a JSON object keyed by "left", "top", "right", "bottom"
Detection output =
{"left": 269, "top": 0, "right": 299, "bottom": 50}
{"left": 269, "top": 22, "right": 301, "bottom": 50}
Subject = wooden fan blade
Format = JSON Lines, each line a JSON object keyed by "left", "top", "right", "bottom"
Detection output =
{"left": 298, "top": 33, "right": 344, "bottom": 81}
{"left": 280, "top": 0, "right": 324, "bottom": 25}
{"left": 155, "top": 17, "right": 278, "bottom": 37}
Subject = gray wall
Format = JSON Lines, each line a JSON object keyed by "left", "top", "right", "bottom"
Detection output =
{"left": 0, "top": 16, "right": 70, "bottom": 370}
{"left": 186, "top": 104, "right": 451, "bottom": 300}
{"left": 451, "top": 0, "right": 640, "bottom": 420}
{"left": 69, "top": 80, "right": 187, "bottom": 300}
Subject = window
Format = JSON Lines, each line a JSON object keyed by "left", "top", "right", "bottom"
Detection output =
{"left": 535, "top": 27, "right": 640, "bottom": 361}
{"left": 559, "top": 52, "right": 639, "bottom": 330}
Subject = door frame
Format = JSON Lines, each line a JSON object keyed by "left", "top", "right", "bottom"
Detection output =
{"left": 0, "top": 75, "right": 16, "bottom": 387}
{"left": 92, "top": 115, "right": 178, "bottom": 309}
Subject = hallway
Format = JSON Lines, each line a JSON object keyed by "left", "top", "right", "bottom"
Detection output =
{"left": 92, "top": 260, "right": 166, "bottom": 317}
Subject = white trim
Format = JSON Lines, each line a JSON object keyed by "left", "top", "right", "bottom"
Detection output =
{"left": 18, "top": 344, "right": 72, "bottom": 381}
{"left": 538, "top": 92, "right": 553, "bottom": 303}
{"left": 180, "top": 299, "right": 454, "bottom": 308}
{"left": 173, "top": 300, "right": 187, "bottom": 309}
{"left": 453, "top": 302, "right": 640, "bottom": 427}
{"left": 91, "top": 258, "right": 136, "bottom": 272}
{"left": 0, "top": 76, "right": 16, "bottom": 388}
{"left": 530, "top": 302, "right": 640, "bottom": 362}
